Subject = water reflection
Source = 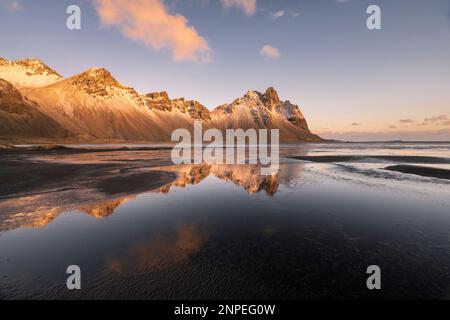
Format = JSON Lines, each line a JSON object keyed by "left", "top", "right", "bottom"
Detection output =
{"left": 0, "top": 164, "right": 283, "bottom": 231}
{"left": 162, "top": 164, "right": 279, "bottom": 195}
{"left": 0, "top": 193, "right": 136, "bottom": 231}
{"left": 80, "top": 196, "right": 135, "bottom": 218}
{"left": 107, "top": 224, "right": 208, "bottom": 274}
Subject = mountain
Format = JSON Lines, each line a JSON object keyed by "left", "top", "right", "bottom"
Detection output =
{"left": 210, "top": 87, "right": 320, "bottom": 141}
{"left": 144, "top": 91, "right": 211, "bottom": 121}
{"left": 0, "top": 58, "right": 62, "bottom": 88}
{"left": 22, "top": 68, "right": 198, "bottom": 141}
{"left": 0, "top": 57, "right": 322, "bottom": 143}
{"left": 0, "top": 78, "right": 68, "bottom": 141}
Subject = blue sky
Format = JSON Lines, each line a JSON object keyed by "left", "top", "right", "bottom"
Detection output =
{"left": 1, "top": 0, "right": 450, "bottom": 140}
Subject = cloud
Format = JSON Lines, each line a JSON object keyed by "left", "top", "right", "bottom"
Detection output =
{"left": 260, "top": 45, "right": 280, "bottom": 59}
{"left": 418, "top": 115, "right": 450, "bottom": 127}
{"left": 271, "top": 10, "right": 285, "bottom": 20}
{"left": 389, "top": 125, "right": 397, "bottom": 129}
{"left": 264, "top": 9, "right": 298, "bottom": 20}
{"left": 399, "top": 119, "right": 414, "bottom": 123}
{"left": 424, "top": 115, "right": 448, "bottom": 123}
{"left": 93, "top": 0, "right": 211, "bottom": 63}
{"left": 1, "top": 0, "right": 22, "bottom": 12}
{"left": 221, "top": 0, "right": 257, "bottom": 16}
{"left": 351, "top": 122, "right": 360, "bottom": 126}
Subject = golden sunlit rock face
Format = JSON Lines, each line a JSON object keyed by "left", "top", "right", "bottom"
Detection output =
{"left": 69, "top": 68, "right": 140, "bottom": 99}
{"left": 144, "top": 91, "right": 212, "bottom": 121}
{"left": 210, "top": 87, "right": 320, "bottom": 141}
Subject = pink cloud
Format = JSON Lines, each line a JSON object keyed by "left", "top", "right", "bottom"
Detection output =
{"left": 1, "top": 1, "right": 22, "bottom": 12}
{"left": 221, "top": 0, "right": 257, "bottom": 16}
{"left": 93, "top": 0, "right": 211, "bottom": 63}
{"left": 260, "top": 45, "right": 280, "bottom": 59}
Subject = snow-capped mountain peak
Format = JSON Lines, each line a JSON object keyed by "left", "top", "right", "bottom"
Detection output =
{"left": 67, "top": 67, "right": 142, "bottom": 101}
{"left": 70, "top": 67, "right": 124, "bottom": 89}
{"left": 260, "top": 87, "right": 280, "bottom": 110}
{"left": 0, "top": 57, "right": 63, "bottom": 88}
{"left": 210, "top": 87, "right": 317, "bottom": 140}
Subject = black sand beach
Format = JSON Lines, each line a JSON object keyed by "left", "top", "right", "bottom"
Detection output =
{"left": 0, "top": 146, "right": 176, "bottom": 200}
{"left": 384, "top": 165, "right": 450, "bottom": 180}
{"left": 1, "top": 143, "right": 450, "bottom": 299}
{"left": 289, "top": 155, "right": 450, "bottom": 164}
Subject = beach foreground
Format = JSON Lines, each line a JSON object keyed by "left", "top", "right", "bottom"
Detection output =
{"left": 0, "top": 142, "right": 449, "bottom": 299}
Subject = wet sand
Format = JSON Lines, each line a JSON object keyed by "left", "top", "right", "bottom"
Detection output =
{"left": 1, "top": 143, "right": 450, "bottom": 299}
{"left": 0, "top": 146, "right": 179, "bottom": 232}
{"left": 289, "top": 155, "right": 450, "bottom": 164}
{"left": 384, "top": 165, "right": 450, "bottom": 180}
{"left": 96, "top": 172, "right": 175, "bottom": 195}
{"left": 0, "top": 146, "right": 176, "bottom": 200}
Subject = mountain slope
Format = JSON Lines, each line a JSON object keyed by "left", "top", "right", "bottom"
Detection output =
{"left": 0, "top": 79, "right": 68, "bottom": 140}
{"left": 23, "top": 68, "right": 195, "bottom": 141}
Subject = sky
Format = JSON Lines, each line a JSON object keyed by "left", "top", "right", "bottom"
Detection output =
{"left": 0, "top": 0, "right": 450, "bottom": 141}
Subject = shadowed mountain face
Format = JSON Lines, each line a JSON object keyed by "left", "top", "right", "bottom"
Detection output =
{"left": 0, "top": 78, "right": 68, "bottom": 139}
{"left": 0, "top": 58, "right": 322, "bottom": 143}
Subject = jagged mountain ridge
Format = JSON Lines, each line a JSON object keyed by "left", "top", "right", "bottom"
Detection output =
{"left": 210, "top": 87, "right": 317, "bottom": 141}
{"left": 0, "top": 57, "right": 322, "bottom": 143}
{"left": 143, "top": 91, "right": 211, "bottom": 120}
{"left": 21, "top": 67, "right": 193, "bottom": 141}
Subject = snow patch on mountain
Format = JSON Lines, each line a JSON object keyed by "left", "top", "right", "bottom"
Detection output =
{"left": 0, "top": 58, "right": 63, "bottom": 88}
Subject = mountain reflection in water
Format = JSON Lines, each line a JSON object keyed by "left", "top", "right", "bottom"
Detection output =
{"left": 107, "top": 224, "right": 209, "bottom": 274}
{"left": 0, "top": 164, "right": 283, "bottom": 231}
{"left": 162, "top": 164, "right": 279, "bottom": 195}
